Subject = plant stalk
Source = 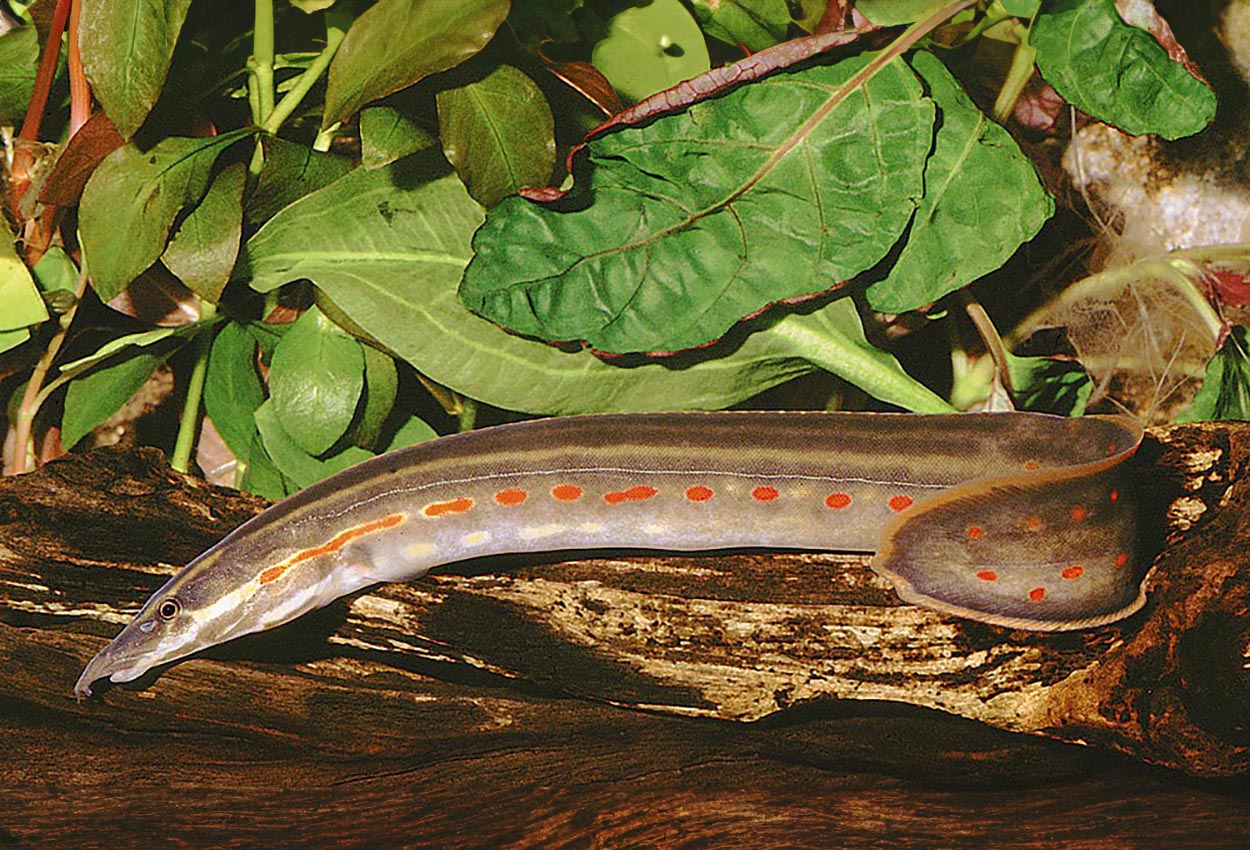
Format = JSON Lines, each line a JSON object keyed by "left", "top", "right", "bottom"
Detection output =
{"left": 261, "top": 5, "right": 350, "bottom": 135}
{"left": 170, "top": 301, "right": 218, "bottom": 474}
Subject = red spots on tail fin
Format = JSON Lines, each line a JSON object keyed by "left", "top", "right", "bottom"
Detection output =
{"left": 1070, "top": 505, "right": 1087, "bottom": 523}
{"left": 551, "top": 484, "right": 583, "bottom": 502}
{"left": 1114, "top": 552, "right": 1129, "bottom": 568}
{"left": 825, "top": 492, "right": 851, "bottom": 510}
{"left": 495, "top": 489, "right": 528, "bottom": 506}
{"left": 752, "top": 486, "right": 779, "bottom": 502}
{"left": 966, "top": 526, "right": 984, "bottom": 539}
{"left": 604, "top": 485, "right": 658, "bottom": 505}
{"left": 1024, "top": 460, "right": 1040, "bottom": 471}
{"left": 424, "top": 498, "right": 474, "bottom": 518}
{"left": 685, "top": 485, "right": 714, "bottom": 502}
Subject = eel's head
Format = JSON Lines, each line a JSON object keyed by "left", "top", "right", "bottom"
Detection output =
{"left": 74, "top": 549, "right": 263, "bottom": 699}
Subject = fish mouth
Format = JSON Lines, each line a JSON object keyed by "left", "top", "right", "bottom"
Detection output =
{"left": 74, "top": 641, "right": 154, "bottom": 700}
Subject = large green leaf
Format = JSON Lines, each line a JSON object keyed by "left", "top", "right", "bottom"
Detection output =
{"left": 79, "top": 130, "right": 252, "bottom": 301}
{"left": 163, "top": 162, "right": 246, "bottom": 303}
{"left": 864, "top": 52, "right": 1052, "bottom": 312}
{"left": 248, "top": 137, "right": 355, "bottom": 226}
{"left": 0, "top": 17, "right": 38, "bottom": 125}
{"left": 254, "top": 399, "right": 375, "bottom": 490}
{"left": 323, "top": 0, "right": 509, "bottom": 125}
{"left": 1178, "top": 326, "right": 1250, "bottom": 423}
{"left": 360, "top": 105, "right": 437, "bottom": 170}
{"left": 690, "top": 0, "right": 790, "bottom": 52}
{"left": 267, "top": 305, "right": 365, "bottom": 457}
{"left": 0, "top": 235, "right": 48, "bottom": 332}
{"left": 1032, "top": 0, "right": 1216, "bottom": 140}
{"left": 436, "top": 64, "right": 556, "bottom": 207}
{"left": 460, "top": 52, "right": 933, "bottom": 354}
{"left": 78, "top": 0, "right": 192, "bottom": 138}
{"left": 204, "top": 320, "right": 266, "bottom": 463}
{"left": 245, "top": 157, "right": 948, "bottom": 413}
{"left": 61, "top": 338, "right": 183, "bottom": 449}
{"left": 591, "top": 0, "right": 711, "bottom": 103}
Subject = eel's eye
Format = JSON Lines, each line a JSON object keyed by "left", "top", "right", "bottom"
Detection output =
{"left": 157, "top": 598, "right": 181, "bottom": 621}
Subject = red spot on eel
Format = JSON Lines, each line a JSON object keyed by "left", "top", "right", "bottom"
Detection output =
{"left": 1062, "top": 565, "right": 1085, "bottom": 580}
{"left": 1029, "top": 587, "right": 1047, "bottom": 602}
{"left": 825, "top": 492, "right": 852, "bottom": 510}
{"left": 888, "top": 495, "right": 914, "bottom": 512}
{"left": 1070, "top": 505, "right": 1087, "bottom": 523}
{"left": 424, "top": 498, "right": 474, "bottom": 518}
{"left": 604, "top": 485, "right": 659, "bottom": 505}
{"left": 551, "top": 484, "right": 583, "bottom": 502}
{"left": 685, "top": 485, "right": 714, "bottom": 502}
{"left": 495, "top": 489, "right": 528, "bottom": 506}
{"left": 976, "top": 570, "right": 997, "bottom": 582}
{"left": 752, "top": 486, "right": 779, "bottom": 502}
{"left": 1115, "top": 553, "right": 1130, "bottom": 568}
{"left": 966, "top": 526, "right": 984, "bottom": 539}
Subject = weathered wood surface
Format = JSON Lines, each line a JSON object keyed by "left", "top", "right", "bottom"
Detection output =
{"left": 1, "top": 421, "right": 1249, "bottom": 848}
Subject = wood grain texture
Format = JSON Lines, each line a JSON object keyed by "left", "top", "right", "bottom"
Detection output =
{"left": 1, "top": 421, "right": 1249, "bottom": 847}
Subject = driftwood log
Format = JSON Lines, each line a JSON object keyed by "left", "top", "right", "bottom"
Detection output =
{"left": 2, "top": 420, "right": 1249, "bottom": 847}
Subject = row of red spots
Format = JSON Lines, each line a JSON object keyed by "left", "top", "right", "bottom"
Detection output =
{"left": 888, "top": 494, "right": 914, "bottom": 513}
{"left": 752, "top": 486, "right": 779, "bottom": 502}
{"left": 604, "top": 485, "right": 658, "bottom": 505}
{"left": 685, "top": 485, "right": 714, "bottom": 502}
{"left": 495, "top": 488, "right": 528, "bottom": 506}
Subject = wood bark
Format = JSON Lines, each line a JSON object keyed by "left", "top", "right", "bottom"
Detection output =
{"left": 1, "top": 421, "right": 1249, "bottom": 848}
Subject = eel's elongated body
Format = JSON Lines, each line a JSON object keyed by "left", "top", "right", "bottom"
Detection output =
{"left": 75, "top": 412, "right": 1147, "bottom": 698}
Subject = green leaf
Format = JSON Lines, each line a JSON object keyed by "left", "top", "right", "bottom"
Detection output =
{"left": 361, "top": 105, "right": 437, "bottom": 170}
{"left": 78, "top": 0, "right": 192, "bottom": 138}
{"left": 61, "top": 339, "right": 180, "bottom": 449}
{"left": 855, "top": 0, "right": 950, "bottom": 26}
{"left": 382, "top": 414, "right": 438, "bottom": 452}
{"left": 57, "top": 326, "right": 185, "bottom": 374}
{"left": 254, "top": 399, "right": 374, "bottom": 489}
{"left": 1006, "top": 352, "right": 1092, "bottom": 416}
{"left": 461, "top": 52, "right": 933, "bottom": 354}
{"left": 248, "top": 137, "right": 354, "bottom": 226}
{"left": 267, "top": 305, "right": 365, "bottom": 456}
{"left": 204, "top": 321, "right": 266, "bottom": 463}
{"left": 0, "top": 327, "right": 29, "bottom": 356}
{"left": 32, "top": 247, "right": 80, "bottom": 294}
{"left": 999, "top": 0, "right": 1040, "bottom": 17}
{"left": 865, "top": 52, "right": 1052, "bottom": 312}
{"left": 1032, "top": 0, "right": 1216, "bottom": 140}
{"left": 591, "top": 0, "right": 710, "bottom": 103}
{"left": 0, "top": 234, "right": 48, "bottom": 332}
{"left": 238, "top": 433, "right": 293, "bottom": 499}
{"left": 163, "top": 162, "right": 246, "bottom": 303}
{"left": 79, "top": 130, "right": 253, "bottom": 301}
{"left": 323, "top": 0, "right": 509, "bottom": 125}
{"left": 353, "top": 344, "right": 398, "bottom": 449}
{"left": 0, "top": 17, "right": 38, "bottom": 125}
{"left": 436, "top": 64, "right": 557, "bottom": 207}
{"left": 690, "top": 0, "right": 791, "bottom": 52}
{"left": 1178, "top": 326, "right": 1250, "bottom": 423}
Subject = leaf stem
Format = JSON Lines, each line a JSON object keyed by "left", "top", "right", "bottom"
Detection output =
{"left": 992, "top": 23, "right": 1036, "bottom": 124}
{"left": 8, "top": 263, "right": 89, "bottom": 474}
{"left": 249, "top": 0, "right": 276, "bottom": 125}
{"left": 261, "top": 5, "right": 350, "bottom": 136}
{"left": 66, "top": 0, "right": 90, "bottom": 137}
{"left": 170, "top": 301, "right": 218, "bottom": 474}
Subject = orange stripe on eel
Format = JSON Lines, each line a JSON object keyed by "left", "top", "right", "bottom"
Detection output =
{"left": 260, "top": 513, "right": 406, "bottom": 584}
{"left": 604, "top": 485, "right": 658, "bottom": 504}
{"left": 423, "top": 497, "right": 474, "bottom": 518}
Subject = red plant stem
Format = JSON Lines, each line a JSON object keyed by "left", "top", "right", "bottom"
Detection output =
{"left": 67, "top": 0, "right": 90, "bottom": 138}
{"left": 16, "top": 0, "right": 71, "bottom": 144}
